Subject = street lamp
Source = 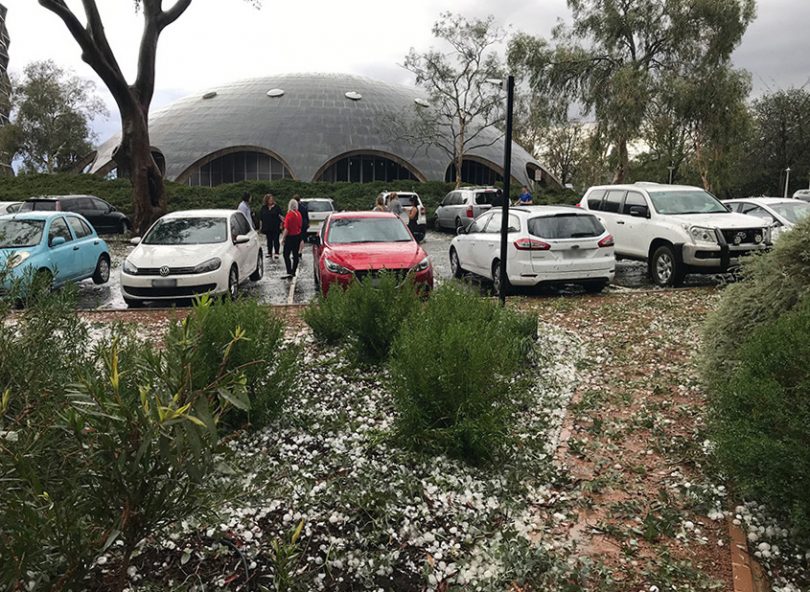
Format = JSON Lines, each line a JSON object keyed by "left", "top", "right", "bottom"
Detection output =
{"left": 667, "top": 164, "right": 675, "bottom": 185}
{"left": 785, "top": 167, "right": 791, "bottom": 198}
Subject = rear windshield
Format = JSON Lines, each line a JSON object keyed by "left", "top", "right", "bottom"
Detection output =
{"left": 528, "top": 214, "right": 605, "bottom": 239}
{"left": 20, "top": 201, "right": 57, "bottom": 212}
{"left": 143, "top": 217, "right": 228, "bottom": 245}
{"left": 304, "top": 201, "right": 334, "bottom": 213}
{"left": 474, "top": 191, "right": 498, "bottom": 205}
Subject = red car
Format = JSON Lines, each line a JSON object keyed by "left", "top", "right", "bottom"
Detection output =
{"left": 312, "top": 211, "right": 434, "bottom": 295}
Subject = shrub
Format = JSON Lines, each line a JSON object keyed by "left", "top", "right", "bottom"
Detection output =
{"left": 389, "top": 283, "right": 536, "bottom": 463}
{"left": 709, "top": 299, "right": 810, "bottom": 540}
{"left": 165, "top": 295, "right": 297, "bottom": 429}
{"left": 302, "top": 284, "right": 352, "bottom": 344}
{"left": 702, "top": 216, "right": 810, "bottom": 383}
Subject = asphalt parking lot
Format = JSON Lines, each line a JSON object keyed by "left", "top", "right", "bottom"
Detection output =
{"left": 74, "top": 230, "right": 722, "bottom": 310}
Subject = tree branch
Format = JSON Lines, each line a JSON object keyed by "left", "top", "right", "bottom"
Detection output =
{"left": 159, "top": 0, "right": 193, "bottom": 30}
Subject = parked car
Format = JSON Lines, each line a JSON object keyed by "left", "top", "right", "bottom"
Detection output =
{"left": 578, "top": 183, "right": 771, "bottom": 286}
{"left": 793, "top": 189, "right": 810, "bottom": 201}
{"left": 724, "top": 197, "right": 810, "bottom": 239}
{"left": 300, "top": 198, "right": 336, "bottom": 236}
{"left": 449, "top": 206, "right": 615, "bottom": 295}
{"left": 377, "top": 191, "right": 427, "bottom": 225}
{"left": 120, "top": 209, "right": 263, "bottom": 307}
{"left": 311, "top": 211, "right": 433, "bottom": 296}
{"left": 0, "top": 212, "right": 110, "bottom": 295}
{"left": 20, "top": 195, "right": 130, "bottom": 234}
{"left": 0, "top": 202, "right": 22, "bottom": 215}
{"left": 434, "top": 186, "right": 502, "bottom": 231}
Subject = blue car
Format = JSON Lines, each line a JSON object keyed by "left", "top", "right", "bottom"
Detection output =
{"left": 0, "top": 212, "right": 111, "bottom": 295}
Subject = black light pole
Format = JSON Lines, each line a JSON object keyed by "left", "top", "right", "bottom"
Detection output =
{"left": 498, "top": 75, "right": 515, "bottom": 307}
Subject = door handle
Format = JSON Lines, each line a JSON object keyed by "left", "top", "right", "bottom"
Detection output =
{"left": 73, "top": 246, "right": 80, "bottom": 250}
{"left": 617, "top": 220, "right": 626, "bottom": 225}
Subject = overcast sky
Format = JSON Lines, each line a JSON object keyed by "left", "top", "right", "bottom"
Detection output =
{"left": 3, "top": 0, "right": 809, "bottom": 141}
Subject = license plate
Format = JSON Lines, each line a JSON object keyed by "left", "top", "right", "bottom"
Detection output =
{"left": 561, "top": 249, "right": 589, "bottom": 259}
{"left": 151, "top": 278, "right": 177, "bottom": 288}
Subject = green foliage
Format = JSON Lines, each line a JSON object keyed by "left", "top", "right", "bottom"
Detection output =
{"left": 166, "top": 295, "right": 296, "bottom": 429}
{"left": 709, "top": 299, "right": 810, "bottom": 541}
{"left": 302, "top": 284, "right": 352, "bottom": 345}
{"left": 389, "top": 283, "right": 536, "bottom": 463}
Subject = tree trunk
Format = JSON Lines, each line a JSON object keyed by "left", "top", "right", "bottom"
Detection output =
{"left": 454, "top": 122, "right": 465, "bottom": 188}
{"left": 612, "top": 137, "right": 629, "bottom": 184}
{"left": 115, "top": 100, "right": 166, "bottom": 235}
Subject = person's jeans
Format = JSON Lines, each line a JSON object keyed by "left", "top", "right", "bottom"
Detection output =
{"left": 265, "top": 229, "right": 280, "bottom": 256}
{"left": 283, "top": 234, "right": 302, "bottom": 275}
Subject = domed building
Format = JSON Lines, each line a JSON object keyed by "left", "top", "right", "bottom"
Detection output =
{"left": 90, "top": 73, "right": 558, "bottom": 189}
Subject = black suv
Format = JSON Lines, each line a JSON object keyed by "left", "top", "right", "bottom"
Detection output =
{"left": 21, "top": 195, "right": 130, "bottom": 234}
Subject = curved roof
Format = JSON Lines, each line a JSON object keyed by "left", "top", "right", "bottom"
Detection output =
{"left": 91, "top": 73, "right": 558, "bottom": 188}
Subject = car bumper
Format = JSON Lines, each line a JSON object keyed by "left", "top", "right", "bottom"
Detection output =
{"left": 509, "top": 260, "right": 615, "bottom": 286}
{"left": 681, "top": 243, "right": 769, "bottom": 270}
{"left": 120, "top": 269, "right": 228, "bottom": 300}
{"left": 320, "top": 266, "right": 434, "bottom": 295}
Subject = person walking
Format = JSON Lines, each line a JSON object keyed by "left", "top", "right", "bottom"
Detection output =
{"left": 297, "top": 196, "right": 310, "bottom": 256}
{"left": 373, "top": 195, "right": 386, "bottom": 211}
{"left": 259, "top": 194, "right": 283, "bottom": 259}
{"left": 280, "top": 198, "right": 303, "bottom": 279}
{"left": 238, "top": 191, "right": 255, "bottom": 228}
{"left": 407, "top": 195, "right": 424, "bottom": 242}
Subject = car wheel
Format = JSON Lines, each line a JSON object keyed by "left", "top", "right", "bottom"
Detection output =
{"left": 455, "top": 217, "right": 462, "bottom": 232}
{"left": 92, "top": 254, "right": 111, "bottom": 284}
{"left": 119, "top": 220, "right": 129, "bottom": 235}
{"left": 583, "top": 280, "right": 607, "bottom": 294}
{"left": 450, "top": 247, "right": 464, "bottom": 278}
{"left": 124, "top": 297, "right": 144, "bottom": 308}
{"left": 492, "top": 260, "right": 510, "bottom": 297}
{"left": 249, "top": 250, "right": 264, "bottom": 281}
{"left": 650, "top": 245, "right": 683, "bottom": 287}
{"left": 227, "top": 265, "right": 239, "bottom": 300}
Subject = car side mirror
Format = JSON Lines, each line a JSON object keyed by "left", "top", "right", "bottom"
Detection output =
{"left": 456, "top": 226, "right": 467, "bottom": 235}
{"left": 109, "top": 205, "right": 116, "bottom": 213}
{"left": 629, "top": 206, "right": 649, "bottom": 218}
{"left": 50, "top": 236, "right": 66, "bottom": 247}
{"left": 234, "top": 234, "right": 250, "bottom": 245}
{"left": 130, "top": 237, "right": 141, "bottom": 245}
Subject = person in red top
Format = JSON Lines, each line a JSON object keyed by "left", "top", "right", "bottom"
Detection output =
{"left": 280, "top": 197, "right": 303, "bottom": 278}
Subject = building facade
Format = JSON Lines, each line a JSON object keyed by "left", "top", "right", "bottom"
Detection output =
{"left": 90, "top": 73, "right": 558, "bottom": 190}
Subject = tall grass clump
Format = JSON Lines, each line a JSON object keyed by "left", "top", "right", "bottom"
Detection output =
{"left": 302, "top": 283, "right": 352, "bottom": 344}
{"left": 389, "top": 284, "right": 537, "bottom": 463}
{"left": 166, "top": 295, "right": 297, "bottom": 429}
{"left": 709, "top": 300, "right": 810, "bottom": 541}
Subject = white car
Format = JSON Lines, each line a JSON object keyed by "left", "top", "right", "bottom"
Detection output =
{"left": 377, "top": 191, "right": 427, "bottom": 225}
{"left": 449, "top": 206, "right": 615, "bottom": 295}
{"left": 793, "top": 189, "right": 810, "bottom": 201}
{"left": 120, "top": 209, "right": 263, "bottom": 307}
{"left": 435, "top": 186, "right": 501, "bottom": 231}
{"left": 724, "top": 197, "right": 810, "bottom": 240}
{"left": 579, "top": 183, "right": 771, "bottom": 286}
{"left": 0, "top": 201, "right": 22, "bottom": 215}
{"left": 300, "top": 198, "right": 335, "bottom": 235}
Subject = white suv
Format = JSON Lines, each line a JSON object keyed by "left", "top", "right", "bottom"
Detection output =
{"left": 578, "top": 183, "right": 771, "bottom": 286}
{"left": 434, "top": 186, "right": 503, "bottom": 231}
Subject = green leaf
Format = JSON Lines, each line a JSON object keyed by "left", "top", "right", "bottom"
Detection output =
{"left": 216, "top": 386, "right": 250, "bottom": 411}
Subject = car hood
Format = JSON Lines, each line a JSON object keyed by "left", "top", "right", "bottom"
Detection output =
{"left": 325, "top": 242, "right": 426, "bottom": 271}
{"left": 128, "top": 243, "right": 229, "bottom": 267}
{"left": 666, "top": 213, "right": 768, "bottom": 228}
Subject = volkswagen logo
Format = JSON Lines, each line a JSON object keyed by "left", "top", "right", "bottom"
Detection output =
{"left": 159, "top": 266, "right": 170, "bottom": 277}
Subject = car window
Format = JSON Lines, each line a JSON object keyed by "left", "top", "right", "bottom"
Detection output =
{"left": 602, "top": 190, "right": 625, "bottom": 214}
{"left": 22, "top": 201, "right": 57, "bottom": 212}
{"left": 474, "top": 191, "right": 497, "bottom": 205}
{"left": 622, "top": 191, "right": 647, "bottom": 215}
{"left": 0, "top": 219, "right": 45, "bottom": 247}
{"left": 528, "top": 214, "right": 605, "bottom": 239}
{"left": 233, "top": 212, "right": 251, "bottom": 236}
{"left": 66, "top": 216, "right": 93, "bottom": 238}
{"left": 305, "top": 200, "right": 334, "bottom": 212}
{"left": 90, "top": 198, "right": 110, "bottom": 212}
{"left": 468, "top": 214, "right": 490, "bottom": 234}
{"left": 60, "top": 198, "right": 83, "bottom": 213}
{"left": 725, "top": 202, "right": 741, "bottom": 212}
{"left": 48, "top": 217, "right": 73, "bottom": 245}
{"left": 451, "top": 193, "right": 464, "bottom": 206}
{"left": 742, "top": 205, "right": 773, "bottom": 221}
{"left": 587, "top": 189, "right": 606, "bottom": 210}
{"left": 484, "top": 213, "right": 520, "bottom": 233}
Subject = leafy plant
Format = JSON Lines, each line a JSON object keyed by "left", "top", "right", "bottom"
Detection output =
{"left": 389, "top": 283, "right": 536, "bottom": 463}
{"left": 302, "top": 284, "right": 352, "bottom": 344}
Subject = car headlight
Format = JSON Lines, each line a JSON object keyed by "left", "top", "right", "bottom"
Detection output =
{"left": 324, "top": 257, "right": 351, "bottom": 274}
{"left": 412, "top": 256, "right": 430, "bottom": 272}
{"left": 193, "top": 257, "right": 221, "bottom": 274}
{"left": 122, "top": 259, "right": 138, "bottom": 275}
{"left": 755, "top": 228, "right": 766, "bottom": 244}
{"left": 688, "top": 225, "right": 718, "bottom": 245}
{"left": 7, "top": 251, "right": 31, "bottom": 269}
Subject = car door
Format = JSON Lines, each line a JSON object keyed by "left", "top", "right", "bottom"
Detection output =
{"left": 456, "top": 213, "right": 490, "bottom": 274}
{"left": 437, "top": 192, "right": 453, "bottom": 229}
{"left": 619, "top": 191, "right": 652, "bottom": 258}
{"left": 231, "top": 212, "right": 254, "bottom": 280}
{"left": 479, "top": 212, "right": 520, "bottom": 278}
{"left": 597, "top": 190, "right": 627, "bottom": 254}
{"left": 46, "top": 216, "right": 79, "bottom": 282}
{"left": 90, "top": 197, "right": 116, "bottom": 233}
{"left": 65, "top": 215, "right": 101, "bottom": 279}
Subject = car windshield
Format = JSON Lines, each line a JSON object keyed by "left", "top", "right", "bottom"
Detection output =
{"left": 771, "top": 202, "right": 810, "bottom": 224}
{"left": 528, "top": 214, "right": 605, "bottom": 239}
{"left": 143, "top": 217, "right": 228, "bottom": 245}
{"left": 649, "top": 190, "right": 728, "bottom": 215}
{"left": 305, "top": 201, "right": 334, "bottom": 212}
{"left": 0, "top": 219, "right": 45, "bottom": 248}
{"left": 327, "top": 217, "right": 412, "bottom": 244}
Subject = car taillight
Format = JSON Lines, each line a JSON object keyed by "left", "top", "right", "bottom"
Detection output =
{"left": 574, "top": 203, "right": 582, "bottom": 208}
{"left": 419, "top": 206, "right": 425, "bottom": 215}
{"left": 514, "top": 238, "right": 550, "bottom": 251}
{"left": 466, "top": 205, "right": 474, "bottom": 218}
{"left": 598, "top": 235, "right": 614, "bottom": 248}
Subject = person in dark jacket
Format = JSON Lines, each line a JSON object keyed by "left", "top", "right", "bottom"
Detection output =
{"left": 297, "top": 197, "right": 310, "bottom": 255}
{"left": 259, "top": 194, "right": 283, "bottom": 259}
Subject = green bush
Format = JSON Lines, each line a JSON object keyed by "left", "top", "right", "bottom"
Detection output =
{"left": 0, "top": 294, "right": 251, "bottom": 590}
{"left": 165, "top": 295, "right": 297, "bottom": 429}
{"left": 302, "top": 283, "right": 352, "bottom": 344}
{"left": 389, "top": 283, "right": 537, "bottom": 463}
{"left": 702, "top": 216, "right": 810, "bottom": 382}
{"left": 709, "top": 300, "right": 810, "bottom": 540}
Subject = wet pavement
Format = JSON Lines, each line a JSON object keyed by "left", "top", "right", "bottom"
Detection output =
{"left": 75, "top": 231, "right": 725, "bottom": 310}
